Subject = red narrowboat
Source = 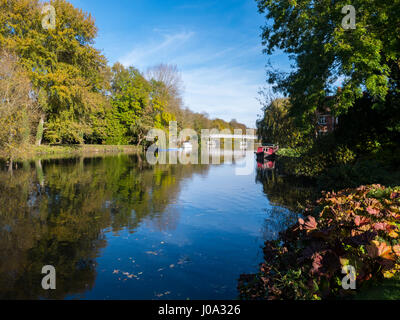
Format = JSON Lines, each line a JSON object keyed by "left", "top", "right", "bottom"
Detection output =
{"left": 255, "top": 144, "right": 279, "bottom": 160}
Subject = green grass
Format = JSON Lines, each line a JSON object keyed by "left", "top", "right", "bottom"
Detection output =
{"left": 354, "top": 279, "right": 400, "bottom": 300}
{"left": 1, "top": 144, "right": 142, "bottom": 160}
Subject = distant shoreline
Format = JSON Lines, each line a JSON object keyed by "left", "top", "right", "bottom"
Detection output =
{"left": 1, "top": 145, "right": 142, "bottom": 161}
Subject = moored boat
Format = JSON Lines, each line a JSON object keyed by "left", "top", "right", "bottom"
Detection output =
{"left": 255, "top": 144, "right": 279, "bottom": 161}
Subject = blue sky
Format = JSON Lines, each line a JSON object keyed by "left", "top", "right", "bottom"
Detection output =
{"left": 69, "top": 0, "right": 290, "bottom": 127}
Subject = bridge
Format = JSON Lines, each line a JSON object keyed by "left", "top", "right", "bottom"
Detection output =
{"left": 204, "top": 133, "right": 258, "bottom": 149}
{"left": 207, "top": 134, "right": 258, "bottom": 140}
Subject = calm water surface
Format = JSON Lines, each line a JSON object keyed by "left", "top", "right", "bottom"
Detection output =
{"left": 0, "top": 151, "right": 307, "bottom": 299}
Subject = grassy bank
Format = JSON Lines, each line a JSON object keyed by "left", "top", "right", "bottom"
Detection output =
{"left": 1, "top": 144, "right": 142, "bottom": 161}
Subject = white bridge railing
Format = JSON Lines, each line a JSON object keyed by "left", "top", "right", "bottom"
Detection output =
{"left": 208, "top": 134, "right": 257, "bottom": 140}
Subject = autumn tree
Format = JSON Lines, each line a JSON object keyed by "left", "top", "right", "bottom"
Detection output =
{"left": 0, "top": 0, "right": 110, "bottom": 144}
{"left": 146, "top": 64, "right": 183, "bottom": 101}
{"left": 146, "top": 64, "right": 184, "bottom": 127}
{"left": 0, "top": 51, "right": 39, "bottom": 159}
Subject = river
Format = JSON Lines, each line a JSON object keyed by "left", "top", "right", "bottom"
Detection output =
{"left": 0, "top": 151, "right": 313, "bottom": 299}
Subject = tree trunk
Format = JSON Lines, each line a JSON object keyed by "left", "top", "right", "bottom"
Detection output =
{"left": 137, "top": 152, "right": 143, "bottom": 170}
{"left": 35, "top": 159, "right": 45, "bottom": 187}
{"left": 136, "top": 136, "right": 143, "bottom": 147}
{"left": 35, "top": 116, "right": 45, "bottom": 146}
{"left": 8, "top": 158, "right": 13, "bottom": 174}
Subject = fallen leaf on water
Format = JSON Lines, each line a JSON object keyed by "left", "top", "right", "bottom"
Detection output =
{"left": 146, "top": 251, "right": 158, "bottom": 256}
{"left": 177, "top": 256, "right": 191, "bottom": 265}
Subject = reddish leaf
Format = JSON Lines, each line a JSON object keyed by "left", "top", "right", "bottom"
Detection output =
{"left": 392, "top": 245, "right": 400, "bottom": 257}
{"left": 299, "top": 216, "right": 318, "bottom": 230}
{"left": 391, "top": 192, "right": 400, "bottom": 200}
{"left": 367, "top": 207, "right": 380, "bottom": 216}
{"left": 354, "top": 215, "right": 370, "bottom": 227}
{"left": 373, "top": 222, "right": 388, "bottom": 231}
{"left": 367, "top": 241, "right": 395, "bottom": 260}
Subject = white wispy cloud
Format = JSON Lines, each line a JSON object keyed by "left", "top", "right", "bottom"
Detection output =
{"left": 119, "top": 30, "right": 196, "bottom": 69}
{"left": 118, "top": 30, "right": 267, "bottom": 127}
{"left": 182, "top": 66, "right": 263, "bottom": 125}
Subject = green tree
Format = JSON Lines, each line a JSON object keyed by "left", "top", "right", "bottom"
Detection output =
{"left": 257, "top": 0, "right": 400, "bottom": 142}
{"left": 256, "top": 93, "right": 307, "bottom": 147}
{"left": 109, "top": 63, "right": 153, "bottom": 145}
{"left": 109, "top": 63, "right": 181, "bottom": 146}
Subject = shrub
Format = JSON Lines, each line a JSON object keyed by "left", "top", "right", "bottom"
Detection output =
{"left": 276, "top": 148, "right": 302, "bottom": 158}
{"left": 238, "top": 185, "right": 400, "bottom": 300}
{"left": 317, "top": 160, "right": 400, "bottom": 191}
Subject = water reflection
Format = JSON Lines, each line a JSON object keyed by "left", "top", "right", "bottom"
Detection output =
{"left": 155, "top": 148, "right": 248, "bottom": 165}
{"left": 0, "top": 153, "right": 313, "bottom": 299}
{"left": 255, "top": 159, "right": 316, "bottom": 213}
{"left": 0, "top": 154, "right": 210, "bottom": 299}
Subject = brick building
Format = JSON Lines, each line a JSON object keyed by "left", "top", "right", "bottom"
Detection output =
{"left": 315, "top": 94, "right": 340, "bottom": 136}
{"left": 316, "top": 110, "right": 338, "bottom": 135}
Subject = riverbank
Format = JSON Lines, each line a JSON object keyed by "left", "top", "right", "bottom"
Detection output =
{"left": 242, "top": 145, "right": 400, "bottom": 300}
{"left": 1, "top": 144, "right": 142, "bottom": 161}
{"left": 276, "top": 147, "right": 400, "bottom": 192}
{"left": 239, "top": 184, "right": 400, "bottom": 300}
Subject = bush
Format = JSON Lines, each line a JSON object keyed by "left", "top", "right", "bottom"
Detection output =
{"left": 238, "top": 185, "right": 400, "bottom": 300}
{"left": 276, "top": 148, "right": 302, "bottom": 158}
{"left": 277, "top": 132, "right": 400, "bottom": 192}
{"left": 318, "top": 160, "right": 400, "bottom": 191}
{"left": 276, "top": 133, "right": 357, "bottom": 178}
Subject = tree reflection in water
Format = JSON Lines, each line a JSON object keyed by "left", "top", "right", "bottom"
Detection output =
{"left": 255, "top": 160, "right": 317, "bottom": 241}
{"left": 0, "top": 154, "right": 210, "bottom": 299}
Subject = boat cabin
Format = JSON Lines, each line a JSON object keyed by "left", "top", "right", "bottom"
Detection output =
{"left": 256, "top": 144, "right": 279, "bottom": 156}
